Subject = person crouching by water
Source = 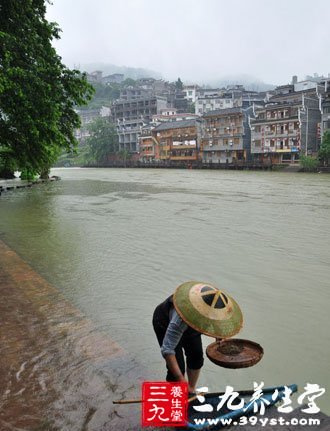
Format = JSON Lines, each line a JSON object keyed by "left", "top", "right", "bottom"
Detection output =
{"left": 152, "top": 281, "right": 243, "bottom": 393}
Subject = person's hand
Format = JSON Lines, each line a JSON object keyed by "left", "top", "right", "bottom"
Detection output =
{"left": 176, "top": 374, "right": 187, "bottom": 383}
{"left": 188, "top": 385, "right": 196, "bottom": 394}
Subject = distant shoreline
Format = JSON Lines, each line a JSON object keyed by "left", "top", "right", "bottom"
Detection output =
{"left": 55, "top": 162, "right": 330, "bottom": 173}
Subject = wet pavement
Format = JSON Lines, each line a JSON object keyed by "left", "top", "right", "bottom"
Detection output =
{"left": 0, "top": 239, "right": 146, "bottom": 431}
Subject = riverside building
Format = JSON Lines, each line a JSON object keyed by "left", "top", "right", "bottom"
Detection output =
{"left": 200, "top": 107, "right": 253, "bottom": 164}
{"left": 111, "top": 89, "right": 168, "bottom": 153}
{"left": 151, "top": 119, "right": 200, "bottom": 165}
{"left": 250, "top": 88, "right": 321, "bottom": 164}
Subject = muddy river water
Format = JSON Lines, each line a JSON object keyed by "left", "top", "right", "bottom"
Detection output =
{"left": 0, "top": 167, "right": 329, "bottom": 430}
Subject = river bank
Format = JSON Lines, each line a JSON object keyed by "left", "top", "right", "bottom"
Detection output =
{"left": 0, "top": 176, "right": 60, "bottom": 196}
{"left": 1, "top": 236, "right": 329, "bottom": 430}
{"left": 0, "top": 239, "right": 144, "bottom": 431}
{"left": 59, "top": 160, "right": 330, "bottom": 173}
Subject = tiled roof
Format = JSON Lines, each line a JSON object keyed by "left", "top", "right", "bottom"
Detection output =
{"left": 153, "top": 119, "right": 198, "bottom": 132}
{"left": 202, "top": 107, "right": 243, "bottom": 117}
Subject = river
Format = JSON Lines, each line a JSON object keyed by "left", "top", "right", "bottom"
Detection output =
{"left": 0, "top": 167, "right": 329, "bottom": 429}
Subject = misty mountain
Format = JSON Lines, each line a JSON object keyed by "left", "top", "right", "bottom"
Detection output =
{"left": 200, "top": 74, "right": 276, "bottom": 91}
{"left": 80, "top": 63, "right": 162, "bottom": 80}
{"left": 80, "top": 63, "right": 275, "bottom": 91}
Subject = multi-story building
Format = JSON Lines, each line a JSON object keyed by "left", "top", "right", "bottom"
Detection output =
{"left": 117, "top": 87, "right": 153, "bottom": 100}
{"left": 111, "top": 93, "right": 168, "bottom": 153}
{"left": 139, "top": 111, "right": 200, "bottom": 162}
{"left": 250, "top": 89, "right": 321, "bottom": 164}
{"left": 183, "top": 85, "right": 199, "bottom": 104}
{"left": 138, "top": 126, "right": 159, "bottom": 162}
{"left": 195, "top": 86, "right": 265, "bottom": 115}
{"left": 74, "top": 106, "right": 111, "bottom": 144}
{"left": 321, "top": 86, "right": 330, "bottom": 137}
{"left": 151, "top": 119, "right": 200, "bottom": 164}
{"left": 200, "top": 107, "right": 253, "bottom": 164}
{"left": 195, "top": 94, "right": 238, "bottom": 115}
{"left": 151, "top": 109, "right": 199, "bottom": 125}
{"left": 87, "top": 70, "right": 125, "bottom": 84}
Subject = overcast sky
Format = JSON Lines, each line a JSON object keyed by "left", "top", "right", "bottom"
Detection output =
{"left": 46, "top": 0, "right": 330, "bottom": 85}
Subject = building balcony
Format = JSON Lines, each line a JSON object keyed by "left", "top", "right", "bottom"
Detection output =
{"left": 262, "top": 145, "right": 300, "bottom": 154}
{"left": 203, "top": 144, "right": 243, "bottom": 152}
{"left": 253, "top": 130, "right": 299, "bottom": 139}
{"left": 171, "top": 144, "right": 196, "bottom": 150}
{"left": 251, "top": 115, "right": 299, "bottom": 124}
{"left": 202, "top": 132, "right": 243, "bottom": 139}
{"left": 251, "top": 147, "right": 264, "bottom": 154}
{"left": 170, "top": 155, "right": 198, "bottom": 161}
{"left": 275, "top": 148, "right": 292, "bottom": 153}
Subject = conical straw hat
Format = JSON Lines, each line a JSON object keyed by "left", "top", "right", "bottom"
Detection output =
{"left": 173, "top": 281, "right": 243, "bottom": 338}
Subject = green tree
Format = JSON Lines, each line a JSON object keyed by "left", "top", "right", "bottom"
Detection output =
{"left": 175, "top": 77, "right": 183, "bottom": 91}
{"left": 117, "top": 148, "right": 132, "bottom": 167}
{"left": 81, "top": 82, "right": 120, "bottom": 109}
{"left": 187, "top": 101, "right": 195, "bottom": 114}
{"left": 318, "top": 130, "right": 330, "bottom": 166}
{"left": 122, "top": 78, "right": 136, "bottom": 87}
{"left": 0, "top": 147, "right": 17, "bottom": 178}
{"left": 0, "top": 0, "right": 94, "bottom": 178}
{"left": 86, "top": 117, "right": 118, "bottom": 164}
{"left": 299, "top": 154, "right": 318, "bottom": 172}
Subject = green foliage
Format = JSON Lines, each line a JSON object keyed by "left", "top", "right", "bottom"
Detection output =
{"left": 122, "top": 78, "right": 136, "bottom": 87}
{"left": 0, "top": 0, "right": 94, "bottom": 175}
{"left": 80, "top": 82, "right": 120, "bottom": 109}
{"left": 117, "top": 149, "right": 132, "bottom": 167}
{"left": 318, "top": 130, "right": 330, "bottom": 166}
{"left": 55, "top": 146, "right": 89, "bottom": 167}
{"left": 78, "top": 78, "right": 137, "bottom": 110}
{"left": 0, "top": 147, "right": 17, "bottom": 178}
{"left": 299, "top": 155, "right": 319, "bottom": 172}
{"left": 187, "top": 101, "right": 195, "bottom": 114}
{"left": 86, "top": 117, "right": 118, "bottom": 164}
{"left": 20, "top": 168, "right": 38, "bottom": 181}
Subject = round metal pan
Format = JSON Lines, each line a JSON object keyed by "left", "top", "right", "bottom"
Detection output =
{"left": 206, "top": 338, "right": 264, "bottom": 369}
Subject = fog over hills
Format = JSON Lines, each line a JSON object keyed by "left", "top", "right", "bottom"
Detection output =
{"left": 80, "top": 62, "right": 275, "bottom": 91}
{"left": 80, "top": 63, "right": 162, "bottom": 80}
{"left": 202, "top": 74, "right": 276, "bottom": 91}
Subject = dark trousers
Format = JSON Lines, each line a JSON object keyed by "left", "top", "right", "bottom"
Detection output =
{"left": 152, "top": 305, "right": 204, "bottom": 382}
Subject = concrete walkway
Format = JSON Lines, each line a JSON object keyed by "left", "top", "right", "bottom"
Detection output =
{"left": 0, "top": 177, "right": 59, "bottom": 194}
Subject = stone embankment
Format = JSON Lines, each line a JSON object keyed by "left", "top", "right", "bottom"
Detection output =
{"left": 0, "top": 239, "right": 140, "bottom": 431}
{"left": 0, "top": 176, "right": 60, "bottom": 196}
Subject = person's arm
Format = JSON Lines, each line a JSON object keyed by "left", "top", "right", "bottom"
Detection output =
{"left": 161, "top": 309, "right": 187, "bottom": 381}
{"left": 164, "top": 354, "right": 186, "bottom": 382}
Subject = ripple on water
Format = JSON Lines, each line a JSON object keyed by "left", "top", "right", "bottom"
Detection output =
{"left": 1, "top": 168, "right": 330, "bottom": 424}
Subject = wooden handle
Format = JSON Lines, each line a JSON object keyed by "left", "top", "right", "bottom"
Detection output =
{"left": 188, "top": 392, "right": 206, "bottom": 402}
{"left": 113, "top": 399, "right": 142, "bottom": 404}
{"left": 113, "top": 392, "right": 206, "bottom": 405}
